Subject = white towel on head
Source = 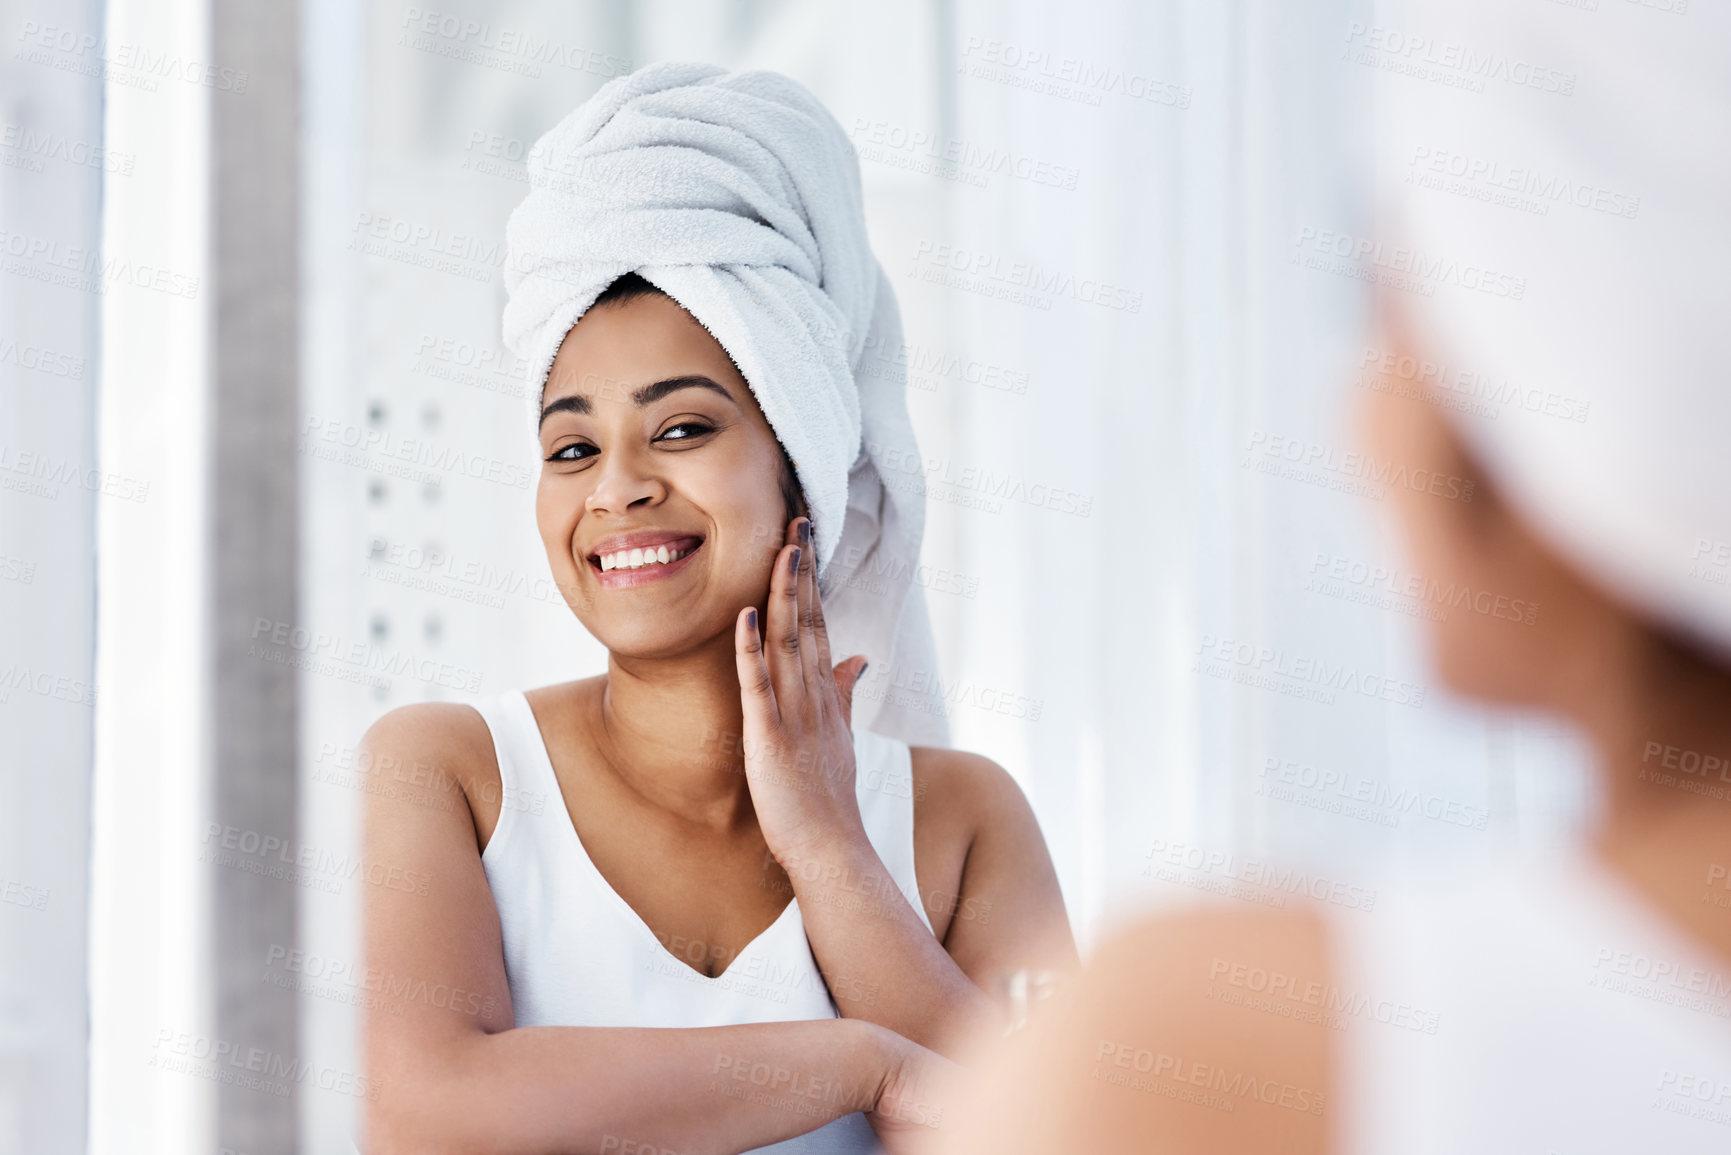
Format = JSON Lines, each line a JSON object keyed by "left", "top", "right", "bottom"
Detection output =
{"left": 1375, "top": 0, "right": 1731, "bottom": 661}
{"left": 502, "top": 61, "right": 951, "bottom": 746}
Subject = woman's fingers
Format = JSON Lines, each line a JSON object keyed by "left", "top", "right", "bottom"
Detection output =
{"left": 734, "top": 606, "right": 780, "bottom": 727}
{"left": 804, "top": 520, "right": 836, "bottom": 675}
{"left": 793, "top": 519, "right": 828, "bottom": 697}
{"left": 767, "top": 538, "right": 806, "bottom": 705}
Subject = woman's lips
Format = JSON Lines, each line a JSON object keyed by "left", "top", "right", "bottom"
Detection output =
{"left": 589, "top": 539, "right": 704, "bottom": 589}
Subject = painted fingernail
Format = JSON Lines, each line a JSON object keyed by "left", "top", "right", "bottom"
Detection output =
{"left": 747, "top": 607, "right": 758, "bottom": 632}
{"left": 787, "top": 547, "right": 802, "bottom": 574}
{"left": 798, "top": 518, "right": 811, "bottom": 545}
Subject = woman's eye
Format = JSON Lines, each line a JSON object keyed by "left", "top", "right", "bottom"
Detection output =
{"left": 658, "top": 421, "right": 716, "bottom": 442}
{"left": 547, "top": 442, "right": 597, "bottom": 463}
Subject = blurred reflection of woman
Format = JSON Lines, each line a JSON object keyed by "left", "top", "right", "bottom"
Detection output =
{"left": 941, "top": 4, "right": 1731, "bottom": 1154}
{"left": 360, "top": 63, "right": 1073, "bottom": 1155}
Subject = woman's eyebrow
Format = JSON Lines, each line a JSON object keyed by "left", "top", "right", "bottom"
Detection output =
{"left": 538, "top": 375, "right": 735, "bottom": 429}
{"left": 630, "top": 374, "right": 735, "bottom": 408}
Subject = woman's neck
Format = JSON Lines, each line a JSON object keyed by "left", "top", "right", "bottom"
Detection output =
{"left": 1587, "top": 660, "right": 1731, "bottom": 968}
{"left": 589, "top": 635, "right": 758, "bottom": 830}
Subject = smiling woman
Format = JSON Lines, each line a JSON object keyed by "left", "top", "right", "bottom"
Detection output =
{"left": 357, "top": 63, "right": 1074, "bottom": 1155}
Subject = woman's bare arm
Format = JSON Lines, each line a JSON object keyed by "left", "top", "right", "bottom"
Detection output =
{"left": 361, "top": 702, "right": 929, "bottom": 1155}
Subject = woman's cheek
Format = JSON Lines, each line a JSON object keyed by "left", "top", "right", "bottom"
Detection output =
{"left": 535, "top": 474, "right": 585, "bottom": 568}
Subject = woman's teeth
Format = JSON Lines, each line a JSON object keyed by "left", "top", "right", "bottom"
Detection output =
{"left": 598, "top": 545, "right": 690, "bottom": 572}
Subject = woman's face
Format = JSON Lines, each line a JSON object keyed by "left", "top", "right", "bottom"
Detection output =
{"left": 535, "top": 291, "right": 790, "bottom": 659}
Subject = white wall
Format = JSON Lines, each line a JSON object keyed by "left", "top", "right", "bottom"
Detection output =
{"left": 0, "top": 0, "right": 105, "bottom": 1148}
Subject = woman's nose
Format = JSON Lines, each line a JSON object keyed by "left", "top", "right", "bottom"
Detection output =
{"left": 583, "top": 445, "right": 666, "bottom": 514}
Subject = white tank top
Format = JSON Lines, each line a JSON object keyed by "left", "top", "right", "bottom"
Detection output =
{"left": 1332, "top": 847, "right": 1731, "bottom": 1154}
{"left": 473, "top": 690, "right": 933, "bottom": 1155}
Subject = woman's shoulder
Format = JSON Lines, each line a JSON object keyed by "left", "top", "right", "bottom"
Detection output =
{"left": 361, "top": 677, "right": 594, "bottom": 760}
{"left": 361, "top": 698, "right": 494, "bottom": 764}
{"left": 357, "top": 700, "right": 504, "bottom": 853}
{"left": 904, "top": 744, "right": 1034, "bottom": 845}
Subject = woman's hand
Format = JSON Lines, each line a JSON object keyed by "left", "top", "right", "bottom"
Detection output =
{"left": 733, "top": 515, "right": 872, "bottom": 864}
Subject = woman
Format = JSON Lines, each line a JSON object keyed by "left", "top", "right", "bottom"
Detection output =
{"left": 940, "top": 4, "right": 1731, "bottom": 1153}
{"left": 359, "top": 64, "right": 1073, "bottom": 1155}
